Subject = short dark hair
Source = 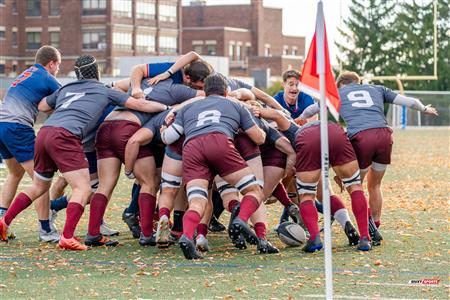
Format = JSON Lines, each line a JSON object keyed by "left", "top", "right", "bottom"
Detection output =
{"left": 184, "top": 60, "right": 213, "bottom": 83}
{"left": 336, "top": 71, "right": 361, "bottom": 87}
{"left": 35, "top": 45, "right": 61, "bottom": 66}
{"left": 282, "top": 69, "right": 300, "bottom": 82}
{"left": 74, "top": 55, "right": 99, "bottom": 80}
{"left": 204, "top": 73, "right": 228, "bottom": 96}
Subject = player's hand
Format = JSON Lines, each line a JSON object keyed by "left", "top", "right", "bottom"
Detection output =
{"left": 164, "top": 111, "right": 175, "bottom": 126}
{"left": 424, "top": 105, "right": 438, "bottom": 116}
{"left": 125, "top": 170, "right": 135, "bottom": 179}
{"left": 160, "top": 124, "right": 167, "bottom": 134}
{"left": 250, "top": 106, "right": 261, "bottom": 117}
{"left": 333, "top": 175, "right": 344, "bottom": 193}
{"left": 147, "top": 71, "right": 170, "bottom": 85}
{"left": 284, "top": 155, "right": 296, "bottom": 178}
{"left": 295, "top": 118, "right": 307, "bottom": 126}
{"left": 132, "top": 88, "right": 144, "bottom": 99}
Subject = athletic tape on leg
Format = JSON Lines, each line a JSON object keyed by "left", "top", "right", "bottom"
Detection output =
{"left": 371, "top": 161, "right": 388, "bottom": 172}
{"left": 161, "top": 172, "right": 182, "bottom": 189}
{"left": 341, "top": 170, "right": 361, "bottom": 188}
{"left": 296, "top": 178, "right": 318, "bottom": 195}
{"left": 215, "top": 178, "right": 239, "bottom": 196}
{"left": 235, "top": 174, "right": 259, "bottom": 192}
{"left": 186, "top": 186, "right": 208, "bottom": 201}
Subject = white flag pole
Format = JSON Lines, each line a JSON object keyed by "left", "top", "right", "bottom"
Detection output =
{"left": 316, "top": 1, "right": 333, "bottom": 299}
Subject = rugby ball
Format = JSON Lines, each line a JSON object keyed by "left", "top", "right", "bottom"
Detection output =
{"left": 275, "top": 221, "right": 308, "bottom": 247}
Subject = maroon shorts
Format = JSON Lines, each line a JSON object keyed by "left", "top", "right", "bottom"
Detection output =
{"left": 350, "top": 127, "right": 393, "bottom": 169}
{"left": 183, "top": 133, "right": 248, "bottom": 184}
{"left": 95, "top": 120, "right": 152, "bottom": 163}
{"left": 234, "top": 131, "right": 261, "bottom": 161}
{"left": 34, "top": 126, "right": 89, "bottom": 176}
{"left": 166, "top": 136, "right": 185, "bottom": 161}
{"left": 260, "top": 143, "right": 286, "bottom": 168}
{"left": 295, "top": 123, "right": 357, "bottom": 172}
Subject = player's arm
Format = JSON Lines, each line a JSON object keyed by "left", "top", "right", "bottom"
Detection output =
{"left": 111, "top": 78, "right": 130, "bottom": 92}
{"left": 38, "top": 97, "right": 54, "bottom": 113}
{"left": 392, "top": 95, "right": 438, "bottom": 116}
{"left": 274, "top": 136, "right": 296, "bottom": 177}
{"left": 148, "top": 51, "right": 202, "bottom": 85}
{"left": 124, "top": 97, "right": 169, "bottom": 113}
{"left": 124, "top": 128, "right": 154, "bottom": 178}
{"left": 259, "top": 108, "right": 292, "bottom": 131}
{"left": 161, "top": 123, "right": 184, "bottom": 145}
{"left": 129, "top": 64, "right": 148, "bottom": 98}
{"left": 299, "top": 102, "right": 320, "bottom": 120}
{"left": 228, "top": 88, "right": 256, "bottom": 101}
{"left": 251, "top": 87, "right": 284, "bottom": 110}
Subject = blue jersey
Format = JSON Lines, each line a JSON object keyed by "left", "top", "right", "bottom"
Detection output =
{"left": 146, "top": 62, "right": 183, "bottom": 84}
{"left": 0, "top": 64, "right": 61, "bottom": 127}
{"left": 274, "top": 91, "right": 314, "bottom": 119}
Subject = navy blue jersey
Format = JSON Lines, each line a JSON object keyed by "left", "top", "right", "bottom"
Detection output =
{"left": 146, "top": 62, "right": 183, "bottom": 84}
{"left": 142, "top": 110, "right": 171, "bottom": 145}
{"left": 274, "top": 91, "right": 314, "bottom": 119}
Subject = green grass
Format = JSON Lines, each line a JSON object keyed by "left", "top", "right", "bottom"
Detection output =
{"left": 1, "top": 128, "right": 449, "bottom": 299}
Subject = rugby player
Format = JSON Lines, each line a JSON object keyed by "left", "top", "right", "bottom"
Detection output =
{"left": 0, "top": 46, "right": 61, "bottom": 242}
{"left": 0, "top": 55, "right": 169, "bottom": 250}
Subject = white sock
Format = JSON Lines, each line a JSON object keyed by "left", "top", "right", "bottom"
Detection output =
{"left": 334, "top": 208, "right": 351, "bottom": 229}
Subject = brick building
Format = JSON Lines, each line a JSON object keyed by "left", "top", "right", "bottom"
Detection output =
{"left": 182, "top": 0, "right": 305, "bottom": 77}
{"left": 0, "top": 0, "right": 181, "bottom": 76}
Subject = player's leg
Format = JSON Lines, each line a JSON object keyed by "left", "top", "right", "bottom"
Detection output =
{"left": 249, "top": 203, "right": 279, "bottom": 254}
{"left": 133, "top": 156, "right": 158, "bottom": 246}
{"left": 367, "top": 166, "right": 386, "bottom": 225}
{"left": 196, "top": 191, "right": 212, "bottom": 251}
{"left": 180, "top": 179, "right": 209, "bottom": 259}
{"left": 84, "top": 157, "right": 121, "bottom": 247}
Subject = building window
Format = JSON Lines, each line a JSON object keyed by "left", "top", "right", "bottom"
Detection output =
{"left": 206, "top": 45, "right": 216, "bottom": 55}
{"left": 13, "top": 64, "right": 17, "bottom": 73}
{"left": 0, "top": 30, "right": 5, "bottom": 39}
{"left": 193, "top": 45, "right": 202, "bottom": 54}
{"left": 26, "top": 0, "right": 41, "bottom": 16}
{"left": 246, "top": 46, "right": 251, "bottom": 58}
{"left": 113, "top": 32, "right": 132, "bottom": 51}
{"left": 12, "top": 0, "right": 17, "bottom": 13}
{"left": 136, "top": 0, "right": 155, "bottom": 19}
{"left": 159, "top": 36, "right": 177, "bottom": 53}
{"left": 159, "top": 4, "right": 177, "bottom": 22}
{"left": 0, "top": 64, "right": 5, "bottom": 75}
{"left": 136, "top": 34, "right": 155, "bottom": 52}
{"left": 0, "top": 0, "right": 5, "bottom": 5}
{"left": 82, "top": 30, "right": 106, "bottom": 50}
{"left": 264, "top": 44, "right": 271, "bottom": 57}
{"left": 12, "top": 32, "right": 17, "bottom": 46}
{"left": 27, "top": 32, "right": 41, "bottom": 49}
{"left": 113, "top": 0, "right": 132, "bottom": 18}
{"left": 283, "top": 45, "right": 289, "bottom": 56}
{"left": 82, "top": 0, "right": 106, "bottom": 15}
{"left": 49, "top": 32, "right": 59, "bottom": 48}
{"left": 292, "top": 47, "right": 297, "bottom": 56}
{"left": 229, "top": 43, "right": 235, "bottom": 60}
{"left": 49, "top": 0, "right": 60, "bottom": 16}
{"left": 236, "top": 44, "right": 241, "bottom": 61}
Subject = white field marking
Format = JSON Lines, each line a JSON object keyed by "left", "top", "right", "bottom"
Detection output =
{"left": 302, "top": 295, "right": 432, "bottom": 300}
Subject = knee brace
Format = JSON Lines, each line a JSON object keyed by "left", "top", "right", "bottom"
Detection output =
{"left": 186, "top": 186, "right": 208, "bottom": 202}
{"left": 341, "top": 170, "right": 361, "bottom": 188}
{"left": 215, "top": 178, "right": 239, "bottom": 196}
{"left": 160, "top": 172, "right": 182, "bottom": 189}
{"left": 235, "top": 174, "right": 260, "bottom": 193}
{"left": 371, "top": 161, "right": 388, "bottom": 172}
{"left": 296, "top": 178, "right": 318, "bottom": 195}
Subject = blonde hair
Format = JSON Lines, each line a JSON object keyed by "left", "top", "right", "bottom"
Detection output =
{"left": 336, "top": 71, "right": 361, "bottom": 88}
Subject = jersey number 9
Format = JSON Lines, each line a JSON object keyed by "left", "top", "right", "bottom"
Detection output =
{"left": 347, "top": 90, "right": 374, "bottom": 108}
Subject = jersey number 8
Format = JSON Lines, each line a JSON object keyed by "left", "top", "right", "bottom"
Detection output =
{"left": 196, "top": 110, "right": 221, "bottom": 127}
{"left": 347, "top": 90, "right": 374, "bottom": 108}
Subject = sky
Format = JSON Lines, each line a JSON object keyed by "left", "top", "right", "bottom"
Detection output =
{"left": 182, "top": 0, "right": 351, "bottom": 64}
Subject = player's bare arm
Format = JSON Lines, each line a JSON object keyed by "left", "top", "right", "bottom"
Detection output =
{"left": 274, "top": 136, "right": 296, "bottom": 177}
{"left": 244, "top": 125, "right": 266, "bottom": 145}
{"left": 129, "top": 64, "right": 147, "bottom": 98}
{"left": 124, "top": 128, "right": 154, "bottom": 177}
{"left": 38, "top": 97, "right": 54, "bottom": 113}
{"left": 124, "top": 97, "right": 168, "bottom": 113}
{"left": 251, "top": 87, "right": 284, "bottom": 110}
{"left": 259, "top": 108, "right": 292, "bottom": 131}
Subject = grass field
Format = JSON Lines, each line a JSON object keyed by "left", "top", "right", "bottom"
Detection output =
{"left": 0, "top": 128, "right": 449, "bottom": 299}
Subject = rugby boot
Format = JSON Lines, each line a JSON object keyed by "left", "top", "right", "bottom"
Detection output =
{"left": 0, "top": 218, "right": 8, "bottom": 241}
{"left": 85, "top": 234, "right": 119, "bottom": 247}
{"left": 369, "top": 216, "right": 383, "bottom": 246}
{"left": 257, "top": 237, "right": 279, "bottom": 254}
{"left": 227, "top": 202, "right": 243, "bottom": 245}
{"left": 230, "top": 217, "right": 258, "bottom": 245}
{"left": 302, "top": 235, "right": 323, "bottom": 253}
{"left": 156, "top": 215, "right": 171, "bottom": 248}
{"left": 357, "top": 236, "right": 372, "bottom": 251}
{"left": 232, "top": 233, "right": 247, "bottom": 250}
{"left": 209, "top": 216, "right": 226, "bottom": 232}
{"left": 179, "top": 234, "right": 203, "bottom": 260}
{"left": 122, "top": 209, "right": 141, "bottom": 238}
{"left": 344, "top": 221, "right": 360, "bottom": 246}
{"left": 287, "top": 203, "right": 301, "bottom": 224}
{"left": 39, "top": 228, "right": 60, "bottom": 243}
{"left": 169, "top": 230, "right": 182, "bottom": 245}
{"left": 100, "top": 220, "right": 119, "bottom": 237}
{"left": 139, "top": 232, "right": 156, "bottom": 246}
{"left": 59, "top": 235, "right": 88, "bottom": 251}
{"left": 196, "top": 234, "right": 211, "bottom": 252}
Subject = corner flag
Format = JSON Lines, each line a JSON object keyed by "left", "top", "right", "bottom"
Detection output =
{"left": 298, "top": 2, "right": 340, "bottom": 121}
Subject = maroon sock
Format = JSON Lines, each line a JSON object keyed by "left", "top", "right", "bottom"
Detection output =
{"left": 350, "top": 190, "right": 369, "bottom": 239}
{"left": 238, "top": 195, "right": 259, "bottom": 222}
{"left": 300, "top": 200, "right": 320, "bottom": 240}
{"left": 62, "top": 202, "right": 85, "bottom": 239}
{"left": 375, "top": 220, "right": 381, "bottom": 228}
{"left": 182, "top": 210, "right": 201, "bottom": 240}
{"left": 139, "top": 193, "right": 157, "bottom": 237}
{"left": 197, "top": 223, "right": 208, "bottom": 237}
{"left": 254, "top": 222, "right": 266, "bottom": 239}
{"left": 88, "top": 193, "right": 108, "bottom": 236}
{"left": 227, "top": 199, "right": 239, "bottom": 212}
{"left": 159, "top": 207, "right": 171, "bottom": 219}
{"left": 3, "top": 193, "right": 33, "bottom": 225}
{"left": 330, "top": 195, "right": 346, "bottom": 215}
{"left": 272, "top": 183, "right": 292, "bottom": 207}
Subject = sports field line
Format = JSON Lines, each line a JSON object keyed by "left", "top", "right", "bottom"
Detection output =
{"left": 0, "top": 256, "right": 447, "bottom": 280}
{"left": 300, "top": 295, "right": 431, "bottom": 300}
